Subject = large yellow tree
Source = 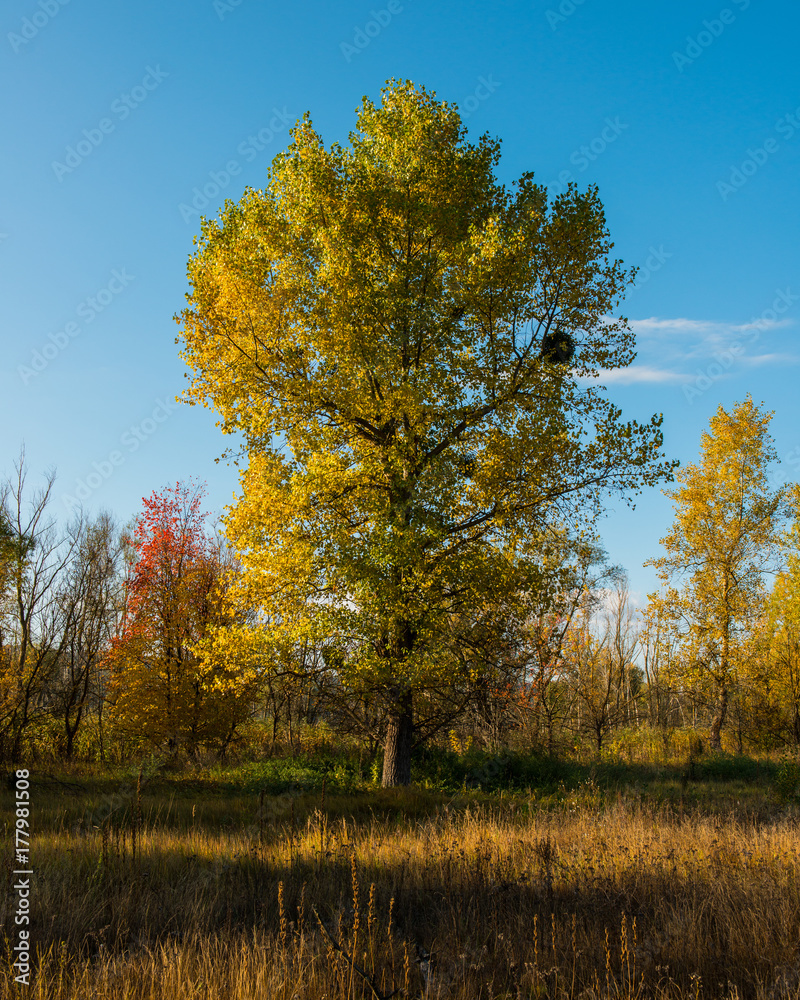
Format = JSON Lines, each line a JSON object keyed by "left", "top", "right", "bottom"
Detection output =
{"left": 177, "top": 80, "right": 674, "bottom": 785}
{"left": 646, "top": 396, "right": 789, "bottom": 749}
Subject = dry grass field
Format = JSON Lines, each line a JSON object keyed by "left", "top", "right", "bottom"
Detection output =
{"left": 1, "top": 755, "right": 799, "bottom": 999}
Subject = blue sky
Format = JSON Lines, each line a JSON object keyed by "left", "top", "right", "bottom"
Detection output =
{"left": 3, "top": 0, "right": 798, "bottom": 602}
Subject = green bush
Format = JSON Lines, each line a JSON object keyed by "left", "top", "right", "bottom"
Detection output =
{"left": 221, "top": 749, "right": 367, "bottom": 795}
{"left": 774, "top": 757, "right": 800, "bottom": 803}
{"left": 410, "top": 745, "right": 583, "bottom": 793}
{"left": 695, "top": 753, "right": 770, "bottom": 783}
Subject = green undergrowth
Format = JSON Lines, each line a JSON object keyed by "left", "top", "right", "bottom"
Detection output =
{"left": 7, "top": 743, "right": 799, "bottom": 837}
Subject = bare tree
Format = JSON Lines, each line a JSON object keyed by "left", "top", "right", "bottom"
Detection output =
{"left": 640, "top": 596, "right": 683, "bottom": 743}
{"left": 519, "top": 541, "right": 616, "bottom": 754}
{"left": 49, "top": 512, "right": 125, "bottom": 759}
{"left": 0, "top": 459, "right": 79, "bottom": 761}
{"left": 565, "top": 571, "right": 638, "bottom": 755}
{"left": 605, "top": 575, "right": 641, "bottom": 727}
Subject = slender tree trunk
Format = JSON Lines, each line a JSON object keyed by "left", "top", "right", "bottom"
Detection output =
{"left": 97, "top": 693, "right": 105, "bottom": 763}
{"left": 709, "top": 683, "right": 728, "bottom": 750}
{"left": 11, "top": 722, "right": 23, "bottom": 763}
{"left": 711, "top": 606, "right": 732, "bottom": 753}
{"left": 382, "top": 689, "right": 413, "bottom": 787}
{"left": 64, "top": 666, "right": 91, "bottom": 761}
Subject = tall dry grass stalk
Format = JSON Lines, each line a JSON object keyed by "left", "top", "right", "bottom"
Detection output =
{"left": 1, "top": 790, "right": 799, "bottom": 998}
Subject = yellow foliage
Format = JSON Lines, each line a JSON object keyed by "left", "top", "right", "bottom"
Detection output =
{"left": 448, "top": 729, "right": 472, "bottom": 755}
{"left": 645, "top": 396, "right": 790, "bottom": 746}
{"left": 175, "top": 80, "right": 675, "bottom": 773}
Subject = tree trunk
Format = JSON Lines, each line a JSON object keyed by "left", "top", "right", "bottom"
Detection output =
{"left": 382, "top": 689, "right": 413, "bottom": 787}
{"left": 709, "top": 683, "right": 728, "bottom": 750}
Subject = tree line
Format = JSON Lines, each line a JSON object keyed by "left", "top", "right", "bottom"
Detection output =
{"left": 2, "top": 393, "right": 799, "bottom": 771}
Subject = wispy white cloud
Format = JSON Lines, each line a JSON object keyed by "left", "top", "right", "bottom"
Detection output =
{"left": 574, "top": 312, "right": 799, "bottom": 398}
{"left": 631, "top": 316, "right": 793, "bottom": 340}
{"left": 630, "top": 317, "right": 718, "bottom": 335}
{"left": 587, "top": 311, "right": 798, "bottom": 393}
{"left": 740, "top": 352, "right": 799, "bottom": 367}
{"left": 621, "top": 314, "right": 798, "bottom": 372}
{"left": 581, "top": 364, "right": 688, "bottom": 385}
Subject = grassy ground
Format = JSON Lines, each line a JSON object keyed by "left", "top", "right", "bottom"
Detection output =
{"left": 1, "top": 747, "right": 799, "bottom": 999}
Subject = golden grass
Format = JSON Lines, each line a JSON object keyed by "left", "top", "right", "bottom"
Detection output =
{"left": 2, "top": 783, "right": 800, "bottom": 999}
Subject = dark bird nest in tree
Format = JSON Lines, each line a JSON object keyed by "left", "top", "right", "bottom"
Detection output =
{"left": 540, "top": 328, "right": 575, "bottom": 364}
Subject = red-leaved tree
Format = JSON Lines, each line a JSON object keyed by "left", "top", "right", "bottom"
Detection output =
{"left": 106, "top": 482, "right": 256, "bottom": 757}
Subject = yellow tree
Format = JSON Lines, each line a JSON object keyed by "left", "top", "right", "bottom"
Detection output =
{"left": 749, "top": 515, "right": 800, "bottom": 746}
{"left": 177, "top": 80, "right": 675, "bottom": 785}
{"left": 646, "top": 396, "right": 789, "bottom": 750}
